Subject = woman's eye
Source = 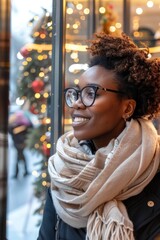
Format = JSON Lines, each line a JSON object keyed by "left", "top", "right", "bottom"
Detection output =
{"left": 86, "top": 90, "right": 95, "bottom": 99}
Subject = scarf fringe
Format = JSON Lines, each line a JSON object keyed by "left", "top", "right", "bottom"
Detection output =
{"left": 87, "top": 210, "right": 135, "bottom": 240}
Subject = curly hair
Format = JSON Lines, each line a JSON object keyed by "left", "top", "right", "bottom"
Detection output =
{"left": 87, "top": 32, "right": 160, "bottom": 119}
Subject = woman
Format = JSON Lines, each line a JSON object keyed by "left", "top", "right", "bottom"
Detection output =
{"left": 37, "top": 33, "right": 160, "bottom": 240}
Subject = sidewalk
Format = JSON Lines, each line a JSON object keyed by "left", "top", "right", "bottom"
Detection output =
{"left": 6, "top": 137, "right": 42, "bottom": 240}
{"left": 7, "top": 193, "right": 40, "bottom": 240}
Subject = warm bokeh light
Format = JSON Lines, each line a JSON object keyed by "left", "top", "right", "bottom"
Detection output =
{"left": 109, "top": 26, "right": 116, "bottom": 32}
{"left": 67, "top": 8, "right": 73, "bottom": 14}
{"left": 136, "top": 7, "right": 143, "bottom": 15}
{"left": 147, "top": 0, "right": 154, "bottom": 8}
{"left": 35, "top": 93, "right": 41, "bottom": 99}
{"left": 99, "top": 7, "right": 106, "bottom": 14}
{"left": 76, "top": 3, "right": 83, "bottom": 10}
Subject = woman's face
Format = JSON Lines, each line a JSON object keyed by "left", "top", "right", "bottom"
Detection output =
{"left": 68, "top": 65, "right": 129, "bottom": 149}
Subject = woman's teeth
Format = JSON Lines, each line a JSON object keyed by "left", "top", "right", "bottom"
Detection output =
{"left": 73, "top": 117, "right": 88, "bottom": 122}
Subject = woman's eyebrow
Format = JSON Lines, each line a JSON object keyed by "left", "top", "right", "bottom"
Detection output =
{"left": 67, "top": 84, "right": 80, "bottom": 89}
{"left": 86, "top": 83, "right": 101, "bottom": 87}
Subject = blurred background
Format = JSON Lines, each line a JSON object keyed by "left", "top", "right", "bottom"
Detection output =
{"left": 7, "top": 1, "right": 52, "bottom": 239}
{"left": 0, "top": 0, "right": 160, "bottom": 240}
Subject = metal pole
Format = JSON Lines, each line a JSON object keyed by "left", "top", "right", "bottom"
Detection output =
{"left": 89, "top": 0, "right": 96, "bottom": 36}
{"left": 123, "top": 0, "right": 131, "bottom": 35}
{"left": 0, "top": 0, "right": 10, "bottom": 239}
{"left": 51, "top": 0, "right": 66, "bottom": 154}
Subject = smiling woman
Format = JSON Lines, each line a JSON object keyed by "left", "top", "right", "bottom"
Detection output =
{"left": 66, "top": 66, "right": 133, "bottom": 147}
{"left": 37, "top": 32, "right": 160, "bottom": 240}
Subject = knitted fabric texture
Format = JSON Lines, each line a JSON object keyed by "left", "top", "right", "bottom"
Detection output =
{"left": 48, "top": 118, "right": 160, "bottom": 240}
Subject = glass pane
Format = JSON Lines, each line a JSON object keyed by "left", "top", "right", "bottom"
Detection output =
{"left": 64, "top": 0, "right": 123, "bottom": 133}
{"left": 64, "top": 0, "right": 93, "bottom": 132}
{"left": 95, "top": 0, "right": 123, "bottom": 35}
{"left": 7, "top": 1, "right": 52, "bottom": 239}
{"left": 130, "top": 0, "right": 160, "bottom": 132}
{"left": 130, "top": 0, "right": 160, "bottom": 57}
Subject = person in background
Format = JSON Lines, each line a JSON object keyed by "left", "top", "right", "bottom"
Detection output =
{"left": 8, "top": 110, "right": 32, "bottom": 178}
{"left": 37, "top": 32, "right": 160, "bottom": 240}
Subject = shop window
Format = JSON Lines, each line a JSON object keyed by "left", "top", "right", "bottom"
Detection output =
{"left": 64, "top": 0, "right": 123, "bottom": 133}
{"left": 130, "top": 0, "right": 160, "bottom": 57}
{"left": 7, "top": 1, "right": 52, "bottom": 239}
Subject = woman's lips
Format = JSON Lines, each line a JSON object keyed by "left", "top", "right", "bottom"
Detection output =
{"left": 72, "top": 117, "right": 90, "bottom": 127}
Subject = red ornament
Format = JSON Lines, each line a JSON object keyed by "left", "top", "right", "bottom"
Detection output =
{"left": 31, "top": 79, "right": 44, "bottom": 93}
{"left": 108, "top": 4, "right": 113, "bottom": 9}
{"left": 42, "top": 144, "right": 50, "bottom": 156}
{"left": 30, "top": 105, "right": 39, "bottom": 114}
{"left": 20, "top": 46, "right": 29, "bottom": 58}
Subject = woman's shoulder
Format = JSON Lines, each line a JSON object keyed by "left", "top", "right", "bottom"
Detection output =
{"left": 123, "top": 171, "right": 160, "bottom": 240}
{"left": 37, "top": 188, "right": 86, "bottom": 240}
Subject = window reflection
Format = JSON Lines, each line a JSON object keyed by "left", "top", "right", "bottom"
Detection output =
{"left": 64, "top": 0, "right": 123, "bottom": 133}
{"left": 7, "top": 1, "right": 52, "bottom": 239}
{"left": 131, "top": 0, "right": 160, "bottom": 53}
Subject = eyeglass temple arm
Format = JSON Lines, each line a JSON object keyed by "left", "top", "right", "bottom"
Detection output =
{"left": 103, "top": 88, "right": 124, "bottom": 94}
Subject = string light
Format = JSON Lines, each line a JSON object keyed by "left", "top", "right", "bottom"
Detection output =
{"left": 35, "top": 93, "right": 41, "bottom": 99}
{"left": 84, "top": 8, "right": 90, "bottom": 15}
{"left": 43, "top": 92, "right": 49, "bottom": 98}
{"left": 136, "top": 7, "right": 143, "bottom": 15}
{"left": 74, "top": 79, "right": 79, "bottom": 85}
{"left": 17, "top": 52, "right": 24, "bottom": 60}
{"left": 67, "top": 8, "right": 73, "bottom": 14}
{"left": 34, "top": 143, "right": 39, "bottom": 149}
{"left": 30, "top": 68, "right": 36, "bottom": 73}
{"left": 109, "top": 26, "right": 116, "bottom": 32}
{"left": 115, "top": 22, "right": 122, "bottom": 29}
{"left": 26, "top": 57, "right": 32, "bottom": 62}
{"left": 147, "top": 1, "right": 154, "bottom": 8}
{"left": 16, "top": 97, "right": 25, "bottom": 106}
{"left": 39, "top": 72, "right": 45, "bottom": 77}
{"left": 33, "top": 31, "right": 39, "bottom": 37}
{"left": 76, "top": 4, "right": 83, "bottom": 10}
{"left": 32, "top": 170, "right": 40, "bottom": 177}
{"left": 24, "top": 71, "right": 29, "bottom": 76}
{"left": 42, "top": 181, "right": 47, "bottom": 186}
{"left": 69, "top": 63, "right": 88, "bottom": 73}
{"left": 99, "top": 7, "right": 106, "bottom": 14}
{"left": 70, "top": 52, "right": 78, "bottom": 59}
{"left": 42, "top": 172, "right": 47, "bottom": 178}
{"left": 22, "top": 61, "right": 28, "bottom": 66}
{"left": 65, "top": 43, "right": 88, "bottom": 51}
{"left": 47, "top": 143, "right": 51, "bottom": 148}
{"left": 73, "top": 23, "right": 79, "bottom": 29}
{"left": 66, "top": 23, "right": 70, "bottom": 29}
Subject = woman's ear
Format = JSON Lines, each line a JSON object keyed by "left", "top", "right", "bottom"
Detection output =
{"left": 122, "top": 99, "right": 136, "bottom": 120}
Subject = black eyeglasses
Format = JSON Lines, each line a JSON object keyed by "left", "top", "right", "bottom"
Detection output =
{"left": 64, "top": 85, "right": 125, "bottom": 108}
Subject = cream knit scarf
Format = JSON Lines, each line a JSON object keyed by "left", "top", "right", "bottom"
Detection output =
{"left": 48, "top": 118, "right": 160, "bottom": 240}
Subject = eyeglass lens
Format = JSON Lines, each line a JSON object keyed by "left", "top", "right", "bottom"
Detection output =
{"left": 65, "top": 86, "right": 96, "bottom": 107}
{"left": 65, "top": 89, "right": 77, "bottom": 107}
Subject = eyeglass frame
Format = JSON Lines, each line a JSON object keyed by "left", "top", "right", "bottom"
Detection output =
{"left": 64, "top": 85, "right": 125, "bottom": 108}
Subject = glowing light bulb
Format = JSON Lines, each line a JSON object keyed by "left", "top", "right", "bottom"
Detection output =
{"left": 99, "top": 7, "right": 106, "bottom": 14}
{"left": 109, "top": 26, "right": 116, "bottom": 32}
{"left": 16, "top": 97, "right": 25, "bottom": 106}
{"left": 76, "top": 4, "right": 83, "bottom": 10}
{"left": 147, "top": 1, "right": 154, "bottom": 8}
{"left": 67, "top": 8, "right": 73, "bottom": 14}
{"left": 136, "top": 7, "right": 143, "bottom": 15}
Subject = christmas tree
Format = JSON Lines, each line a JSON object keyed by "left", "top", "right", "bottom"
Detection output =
{"left": 98, "top": 3, "right": 121, "bottom": 36}
{"left": 16, "top": 9, "right": 52, "bottom": 220}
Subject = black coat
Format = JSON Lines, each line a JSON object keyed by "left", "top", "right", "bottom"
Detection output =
{"left": 37, "top": 172, "right": 160, "bottom": 240}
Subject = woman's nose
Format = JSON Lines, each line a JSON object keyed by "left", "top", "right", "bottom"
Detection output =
{"left": 72, "top": 97, "right": 86, "bottom": 109}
